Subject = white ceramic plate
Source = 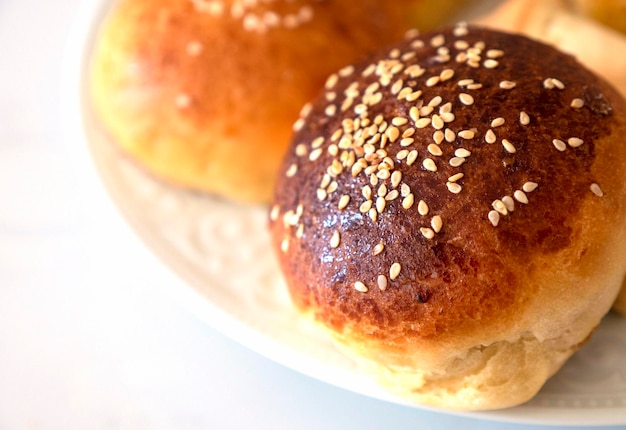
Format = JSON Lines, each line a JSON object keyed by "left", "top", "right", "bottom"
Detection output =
{"left": 64, "top": 0, "right": 626, "bottom": 425}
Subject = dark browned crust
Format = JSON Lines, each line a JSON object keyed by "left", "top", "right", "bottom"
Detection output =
{"left": 269, "top": 26, "right": 624, "bottom": 349}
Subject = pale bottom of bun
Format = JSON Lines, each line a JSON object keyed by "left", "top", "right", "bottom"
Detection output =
{"left": 613, "top": 284, "right": 626, "bottom": 315}
{"left": 296, "top": 285, "right": 614, "bottom": 411}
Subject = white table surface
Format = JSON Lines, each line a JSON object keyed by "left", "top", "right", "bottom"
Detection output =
{"left": 0, "top": 1, "right": 623, "bottom": 429}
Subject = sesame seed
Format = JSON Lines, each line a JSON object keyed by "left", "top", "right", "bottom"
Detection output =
{"left": 400, "top": 183, "right": 411, "bottom": 197}
{"left": 396, "top": 149, "right": 409, "bottom": 160}
{"left": 400, "top": 137, "right": 415, "bottom": 147}
{"left": 487, "top": 49, "right": 504, "bottom": 58}
{"left": 491, "top": 117, "right": 505, "bottom": 128}
{"left": 402, "top": 194, "right": 415, "bottom": 209}
{"left": 454, "top": 40, "right": 469, "bottom": 50}
{"left": 445, "top": 128, "right": 456, "bottom": 142}
{"left": 402, "top": 128, "right": 416, "bottom": 138}
{"left": 485, "top": 129, "right": 496, "bottom": 144}
{"left": 428, "top": 96, "right": 443, "bottom": 107}
{"left": 431, "top": 215, "right": 443, "bottom": 233}
{"left": 325, "top": 104, "right": 336, "bottom": 116}
{"left": 391, "top": 116, "right": 408, "bottom": 126}
{"left": 552, "top": 78, "right": 565, "bottom": 89}
{"left": 499, "top": 80, "right": 516, "bottom": 90}
{"left": 568, "top": 137, "right": 584, "bottom": 148}
{"left": 420, "top": 227, "right": 435, "bottom": 239}
{"left": 457, "top": 78, "right": 474, "bottom": 87}
{"left": 270, "top": 205, "right": 280, "bottom": 221}
{"left": 426, "top": 76, "right": 440, "bottom": 87}
{"left": 359, "top": 199, "right": 373, "bottom": 213}
{"left": 362, "top": 185, "right": 372, "bottom": 200}
{"left": 571, "top": 98, "right": 584, "bottom": 109}
{"left": 459, "top": 93, "right": 474, "bottom": 105}
{"left": 377, "top": 275, "right": 388, "bottom": 291}
{"left": 338, "top": 194, "right": 350, "bottom": 210}
{"left": 175, "top": 93, "right": 191, "bottom": 109}
{"left": 377, "top": 184, "right": 388, "bottom": 198}
{"left": 590, "top": 183, "right": 604, "bottom": 197}
{"left": 286, "top": 163, "right": 298, "bottom": 177}
{"left": 447, "top": 182, "right": 462, "bottom": 194}
{"left": 296, "top": 224, "right": 304, "bottom": 238}
{"left": 293, "top": 118, "right": 305, "bottom": 132}
{"left": 373, "top": 241, "right": 385, "bottom": 255}
{"left": 391, "top": 79, "right": 404, "bottom": 95}
{"left": 385, "top": 126, "right": 400, "bottom": 142}
{"left": 385, "top": 189, "right": 399, "bottom": 201}
{"left": 502, "top": 139, "right": 516, "bottom": 153}
{"left": 428, "top": 143, "right": 443, "bottom": 156}
{"left": 281, "top": 238, "right": 290, "bottom": 252}
{"left": 368, "top": 208, "right": 378, "bottom": 222}
{"left": 454, "top": 148, "right": 471, "bottom": 158}
{"left": 389, "top": 262, "right": 402, "bottom": 280}
{"left": 458, "top": 130, "right": 475, "bottom": 139}
{"left": 311, "top": 136, "right": 324, "bottom": 148}
{"left": 520, "top": 111, "right": 530, "bottom": 125}
{"left": 419, "top": 106, "right": 434, "bottom": 116}
{"left": 330, "top": 231, "right": 341, "bottom": 248}
{"left": 523, "top": 181, "right": 538, "bottom": 192}
{"left": 417, "top": 199, "right": 429, "bottom": 215}
{"left": 391, "top": 170, "right": 402, "bottom": 188}
{"left": 453, "top": 23, "right": 469, "bottom": 37}
{"left": 431, "top": 115, "right": 444, "bottom": 130}
{"left": 362, "top": 64, "right": 376, "bottom": 77}
{"left": 354, "top": 281, "right": 368, "bottom": 293}
{"left": 407, "top": 150, "right": 418, "bottom": 165}
{"left": 317, "top": 188, "right": 327, "bottom": 201}
{"left": 440, "top": 68, "right": 455, "bottom": 81}
{"left": 502, "top": 196, "right": 515, "bottom": 212}
{"left": 433, "top": 131, "right": 444, "bottom": 145}
{"left": 309, "top": 148, "right": 323, "bottom": 161}
{"left": 467, "top": 83, "right": 483, "bottom": 90}
{"left": 423, "top": 158, "right": 437, "bottom": 172}
{"left": 430, "top": 34, "right": 445, "bottom": 47}
{"left": 339, "top": 64, "right": 355, "bottom": 77}
{"left": 325, "top": 73, "right": 338, "bottom": 90}
{"left": 552, "top": 139, "right": 567, "bottom": 151}
{"left": 483, "top": 59, "right": 499, "bottom": 68}
{"left": 514, "top": 190, "right": 529, "bottom": 204}
{"left": 448, "top": 172, "right": 464, "bottom": 182}
{"left": 409, "top": 106, "right": 420, "bottom": 122}
{"left": 449, "top": 157, "right": 466, "bottom": 167}
{"left": 376, "top": 196, "right": 386, "bottom": 213}
{"left": 416, "top": 118, "right": 431, "bottom": 128}
{"left": 376, "top": 169, "right": 390, "bottom": 180}
{"left": 488, "top": 210, "right": 500, "bottom": 227}
{"left": 492, "top": 199, "right": 508, "bottom": 215}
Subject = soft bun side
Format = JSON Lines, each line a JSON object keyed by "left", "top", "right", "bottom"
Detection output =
{"left": 269, "top": 24, "right": 626, "bottom": 410}
{"left": 89, "top": 0, "right": 466, "bottom": 203}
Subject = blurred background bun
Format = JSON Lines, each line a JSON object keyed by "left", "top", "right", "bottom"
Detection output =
{"left": 90, "top": 0, "right": 469, "bottom": 204}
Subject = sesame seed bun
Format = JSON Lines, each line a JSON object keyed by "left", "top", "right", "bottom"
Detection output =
{"left": 89, "top": 0, "right": 469, "bottom": 203}
{"left": 269, "top": 24, "right": 626, "bottom": 410}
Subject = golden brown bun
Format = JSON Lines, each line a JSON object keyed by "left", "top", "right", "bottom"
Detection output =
{"left": 269, "top": 25, "right": 626, "bottom": 410}
{"left": 570, "top": 0, "right": 626, "bottom": 35}
{"left": 89, "top": 0, "right": 468, "bottom": 203}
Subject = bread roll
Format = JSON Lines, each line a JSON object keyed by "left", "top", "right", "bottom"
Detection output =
{"left": 269, "top": 24, "right": 626, "bottom": 410}
{"left": 89, "top": 0, "right": 468, "bottom": 203}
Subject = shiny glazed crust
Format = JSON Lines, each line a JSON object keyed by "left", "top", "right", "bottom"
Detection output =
{"left": 269, "top": 25, "right": 626, "bottom": 410}
{"left": 89, "top": 0, "right": 461, "bottom": 203}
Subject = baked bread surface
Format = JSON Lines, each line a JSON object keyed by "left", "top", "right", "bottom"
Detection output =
{"left": 90, "top": 0, "right": 459, "bottom": 203}
{"left": 269, "top": 24, "right": 626, "bottom": 410}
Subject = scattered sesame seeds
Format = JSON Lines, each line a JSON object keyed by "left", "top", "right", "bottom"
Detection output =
{"left": 423, "top": 158, "right": 437, "bottom": 172}
{"left": 431, "top": 215, "right": 443, "bottom": 233}
{"left": 281, "top": 237, "right": 290, "bottom": 252}
{"left": 373, "top": 240, "right": 385, "bottom": 255}
{"left": 502, "top": 196, "right": 515, "bottom": 212}
{"left": 440, "top": 68, "right": 455, "bottom": 81}
{"left": 339, "top": 64, "right": 355, "bottom": 77}
{"left": 420, "top": 227, "right": 435, "bottom": 239}
{"left": 487, "top": 49, "right": 504, "bottom": 58}
{"left": 449, "top": 157, "right": 466, "bottom": 167}
{"left": 502, "top": 139, "right": 516, "bottom": 153}
{"left": 459, "top": 93, "right": 474, "bottom": 105}
{"left": 286, "top": 163, "right": 298, "bottom": 177}
{"left": 325, "top": 73, "right": 339, "bottom": 90}
{"left": 499, "top": 80, "right": 516, "bottom": 90}
{"left": 430, "top": 34, "right": 445, "bottom": 48}
{"left": 523, "top": 181, "right": 539, "bottom": 192}
{"left": 426, "top": 76, "right": 440, "bottom": 87}
{"left": 454, "top": 148, "right": 471, "bottom": 158}
{"left": 552, "top": 139, "right": 567, "bottom": 151}
{"left": 488, "top": 210, "right": 500, "bottom": 226}
{"left": 175, "top": 93, "right": 191, "bottom": 109}
{"left": 448, "top": 172, "right": 464, "bottom": 182}
{"left": 447, "top": 182, "right": 462, "bottom": 194}
{"left": 492, "top": 199, "right": 508, "bottom": 215}
{"left": 590, "top": 183, "right": 604, "bottom": 197}
{"left": 377, "top": 275, "right": 388, "bottom": 291}
{"left": 457, "top": 130, "right": 475, "bottom": 139}
{"left": 402, "top": 194, "right": 415, "bottom": 209}
{"left": 389, "top": 262, "right": 402, "bottom": 280}
{"left": 483, "top": 59, "right": 499, "bottom": 69}
{"left": 519, "top": 111, "right": 530, "bottom": 125}
{"left": 491, "top": 117, "right": 505, "bottom": 128}
{"left": 514, "top": 190, "right": 529, "bottom": 204}
{"left": 571, "top": 98, "right": 585, "bottom": 109}
{"left": 330, "top": 231, "right": 341, "bottom": 248}
{"left": 270, "top": 204, "right": 280, "bottom": 221}
{"left": 338, "top": 194, "right": 350, "bottom": 210}
{"left": 543, "top": 77, "right": 565, "bottom": 90}
{"left": 417, "top": 200, "right": 429, "bottom": 215}
{"left": 568, "top": 137, "right": 584, "bottom": 148}
{"left": 354, "top": 281, "right": 368, "bottom": 293}
{"left": 428, "top": 143, "right": 443, "bottom": 156}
